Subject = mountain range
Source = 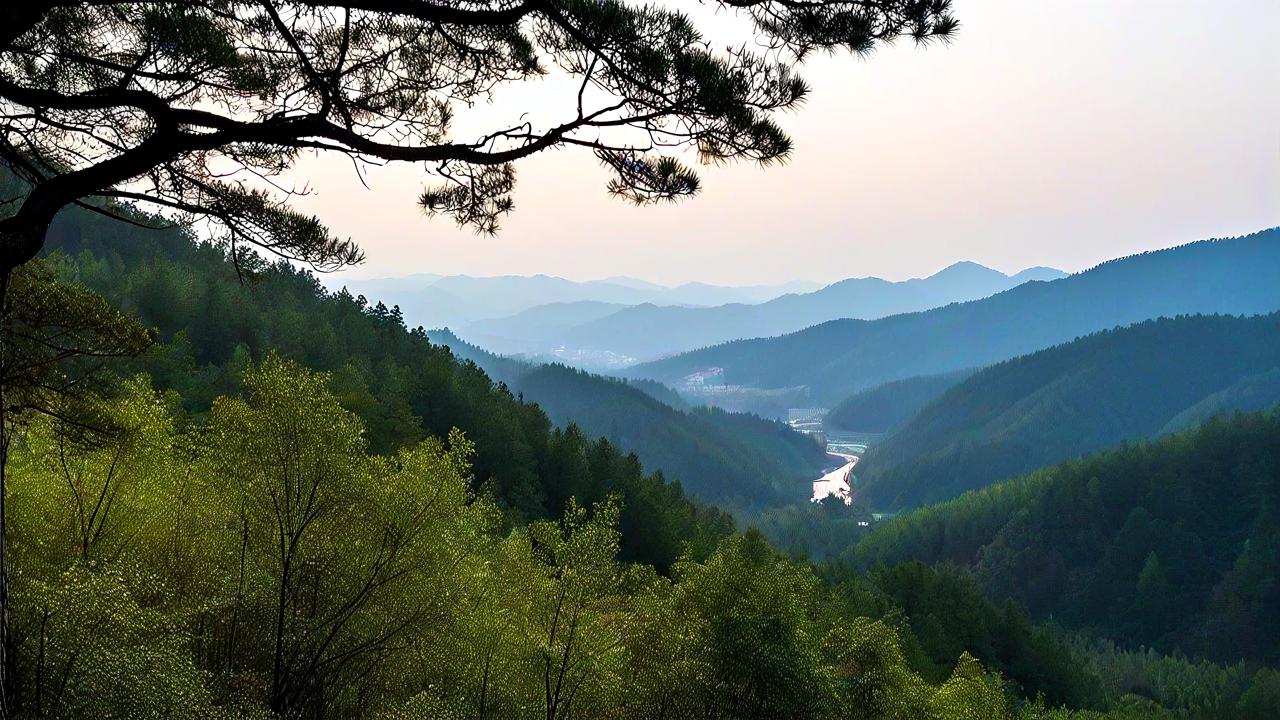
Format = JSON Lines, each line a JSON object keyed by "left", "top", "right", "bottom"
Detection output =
{"left": 623, "top": 229, "right": 1280, "bottom": 415}
{"left": 455, "top": 262, "right": 1067, "bottom": 365}
{"left": 327, "top": 273, "right": 822, "bottom": 331}
{"left": 25, "top": 168, "right": 1280, "bottom": 718}
{"left": 825, "top": 369, "right": 977, "bottom": 434}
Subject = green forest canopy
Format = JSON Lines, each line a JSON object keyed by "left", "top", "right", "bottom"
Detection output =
{"left": 0, "top": 2, "right": 1275, "bottom": 714}
{"left": 7, "top": 352, "right": 1278, "bottom": 718}
{"left": 424, "top": 328, "right": 828, "bottom": 509}
{"left": 856, "top": 409, "right": 1280, "bottom": 667}
{"left": 36, "top": 201, "right": 742, "bottom": 572}
{"left": 856, "top": 312, "right": 1280, "bottom": 509}
{"left": 2, "top": 195, "right": 1271, "bottom": 718}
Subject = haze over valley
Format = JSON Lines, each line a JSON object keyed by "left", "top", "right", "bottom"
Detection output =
{"left": 335, "top": 261, "right": 1068, "bottom": 368}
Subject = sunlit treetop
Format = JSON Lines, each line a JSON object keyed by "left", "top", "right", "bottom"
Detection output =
{"left": 0, "top": 0, "right": 955, "bottom": 272}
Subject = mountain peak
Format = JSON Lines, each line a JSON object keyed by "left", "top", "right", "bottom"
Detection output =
{"left": 931, "top": 261, "right": 1005, "bottom": 279}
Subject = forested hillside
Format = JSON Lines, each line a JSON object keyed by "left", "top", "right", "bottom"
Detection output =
{"left": 856, "top": 313, "right": 1280, "bottom": 508}
{"left": 825, "top": 369, "right": 975, "bottom": 433}
{"left": 5, "top": 359, "right": 1004, "bottom": 719}
{"left": 1159, "top": 368, "right": 1280, "bottom": 434}
{"left": 625, "top": 229, "right": 1280, "bottom": 408}
{"left": 9, "top": 358, "right": 1277, "bottom": 718}
{"left": 2, "top": 1, "right": 1275, "bottom": 718}
{"left": 39, "top": 206, "right": 736, "bottom": 570}
{"left": 855, "top": 409, "right": 1280, "bottom": 666}
{"left": 425, "top": 329, "right": 828, "bottom": 508}
{"left": 24, "top": 200, "right": 1279, "bottom": 718}
{"left": 43, "top": 200, "right": 827, "bottom": 514}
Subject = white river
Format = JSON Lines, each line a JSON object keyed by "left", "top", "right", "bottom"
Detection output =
{"left": 812, "top": 452, "right": 859, "bottom": 503}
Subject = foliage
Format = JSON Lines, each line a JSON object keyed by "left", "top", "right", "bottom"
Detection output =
{"left": 0, "top": 359, "right": 1059, "bottom": 720}
{"left": 856, "top": 312, "right": 1280, "bottom": 508}
{"left": 1, "top": 259, "right": 152, "bottom": 431}
{"left": 2, "top": 341, "right": 1271, "bottom": 718}
{"left": 826, "top": 368, "right": 974, "bottom": 433}
{"left": 752, "top": 495, "right": 876, "bottom": 561}
{"left": 428, "top": 329, "right": 828, "bottom": 508}
{"left": 821, "top": 560, "right": 1105, "bottom": 709}
{"left": 855, "top": 409, "right": 1280, "bottom": 666}
{"left": 42, "top": 201, "right": 825, "bottom": 517}
{"left": 37, "top": 205, "right": 741, "bottom": 572}
{"left": 0, "top": 0, "right": 956, "bottom": 272}
{"left": 13, "top": 567, "right": 225, "bottom": 720}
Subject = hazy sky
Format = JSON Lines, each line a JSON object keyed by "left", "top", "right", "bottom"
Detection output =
{"left": 292, "top": 0, "right": 1280, "bottom": 285}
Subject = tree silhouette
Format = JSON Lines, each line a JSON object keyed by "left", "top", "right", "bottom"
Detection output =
{"left": 0, "top": 6, "right": 954, "bottom": 709}
{"left": 0, "top": 0, "right": 956, "bottom": 276}
{"left": 0, "top": 260, "right": 151, "bottom": 714}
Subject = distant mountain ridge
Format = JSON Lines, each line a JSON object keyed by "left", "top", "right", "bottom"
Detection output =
{"left": 624, "top": 229, "right": 1280, "bottom": 413}
{"left": 1157, "top": 367, "right": 1280, "bottom": 435}
{"left": 1007, "top": 266, "right": 1067, "bottom": 283}
{"left": 461, "top": 301, "right": 630, "bottom": 359}
{"left": 328, "top": 273, "right": 822, "bottom": 331}
{"left": 457, "top": 261, "right": 1068, "bottom": 365}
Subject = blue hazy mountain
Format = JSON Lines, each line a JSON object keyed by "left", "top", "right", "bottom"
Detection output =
{"left": 461, "top": 262, "right": 1067, "bottom": 363}
{"left": 825, "top": 369, "right": 977, "bottom": 433}
{"left": 1157, "top": 367, "right": 1280, "bottom": 434}
{"left": 461, "top": 301, "right": 630, "bottom": 357}
{"left": 624, "top": 229, "right": 1280, "bottom": 413}
{"left": 328, "top": 273, "right": 819, "bottom": 331}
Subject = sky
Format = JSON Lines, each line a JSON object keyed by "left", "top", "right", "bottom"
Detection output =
{"left": 291, "top": 0, "right": 1280, "bottom": 286}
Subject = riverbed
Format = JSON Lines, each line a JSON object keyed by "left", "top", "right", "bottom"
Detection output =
{"left": 812, "top": 452, "right": 858, "bottom": 503}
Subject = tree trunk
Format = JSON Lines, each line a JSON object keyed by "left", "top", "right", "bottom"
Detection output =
{"left": 0, "top": 264, "right": 13, "bottom": 719}
{"left": 0, "top": 218, "right": 50, "bottom": 718}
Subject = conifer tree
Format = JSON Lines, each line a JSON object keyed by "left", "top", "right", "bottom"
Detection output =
{"left": 0, "top": 2, "right": 957, "bottom": 713}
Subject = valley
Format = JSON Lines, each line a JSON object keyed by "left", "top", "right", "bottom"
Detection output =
{"left": 1, "top": 3, "right": 1275, "bottom": 717}
{"left": 15, "top": 207, "right": 1280, "bottom": 719}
